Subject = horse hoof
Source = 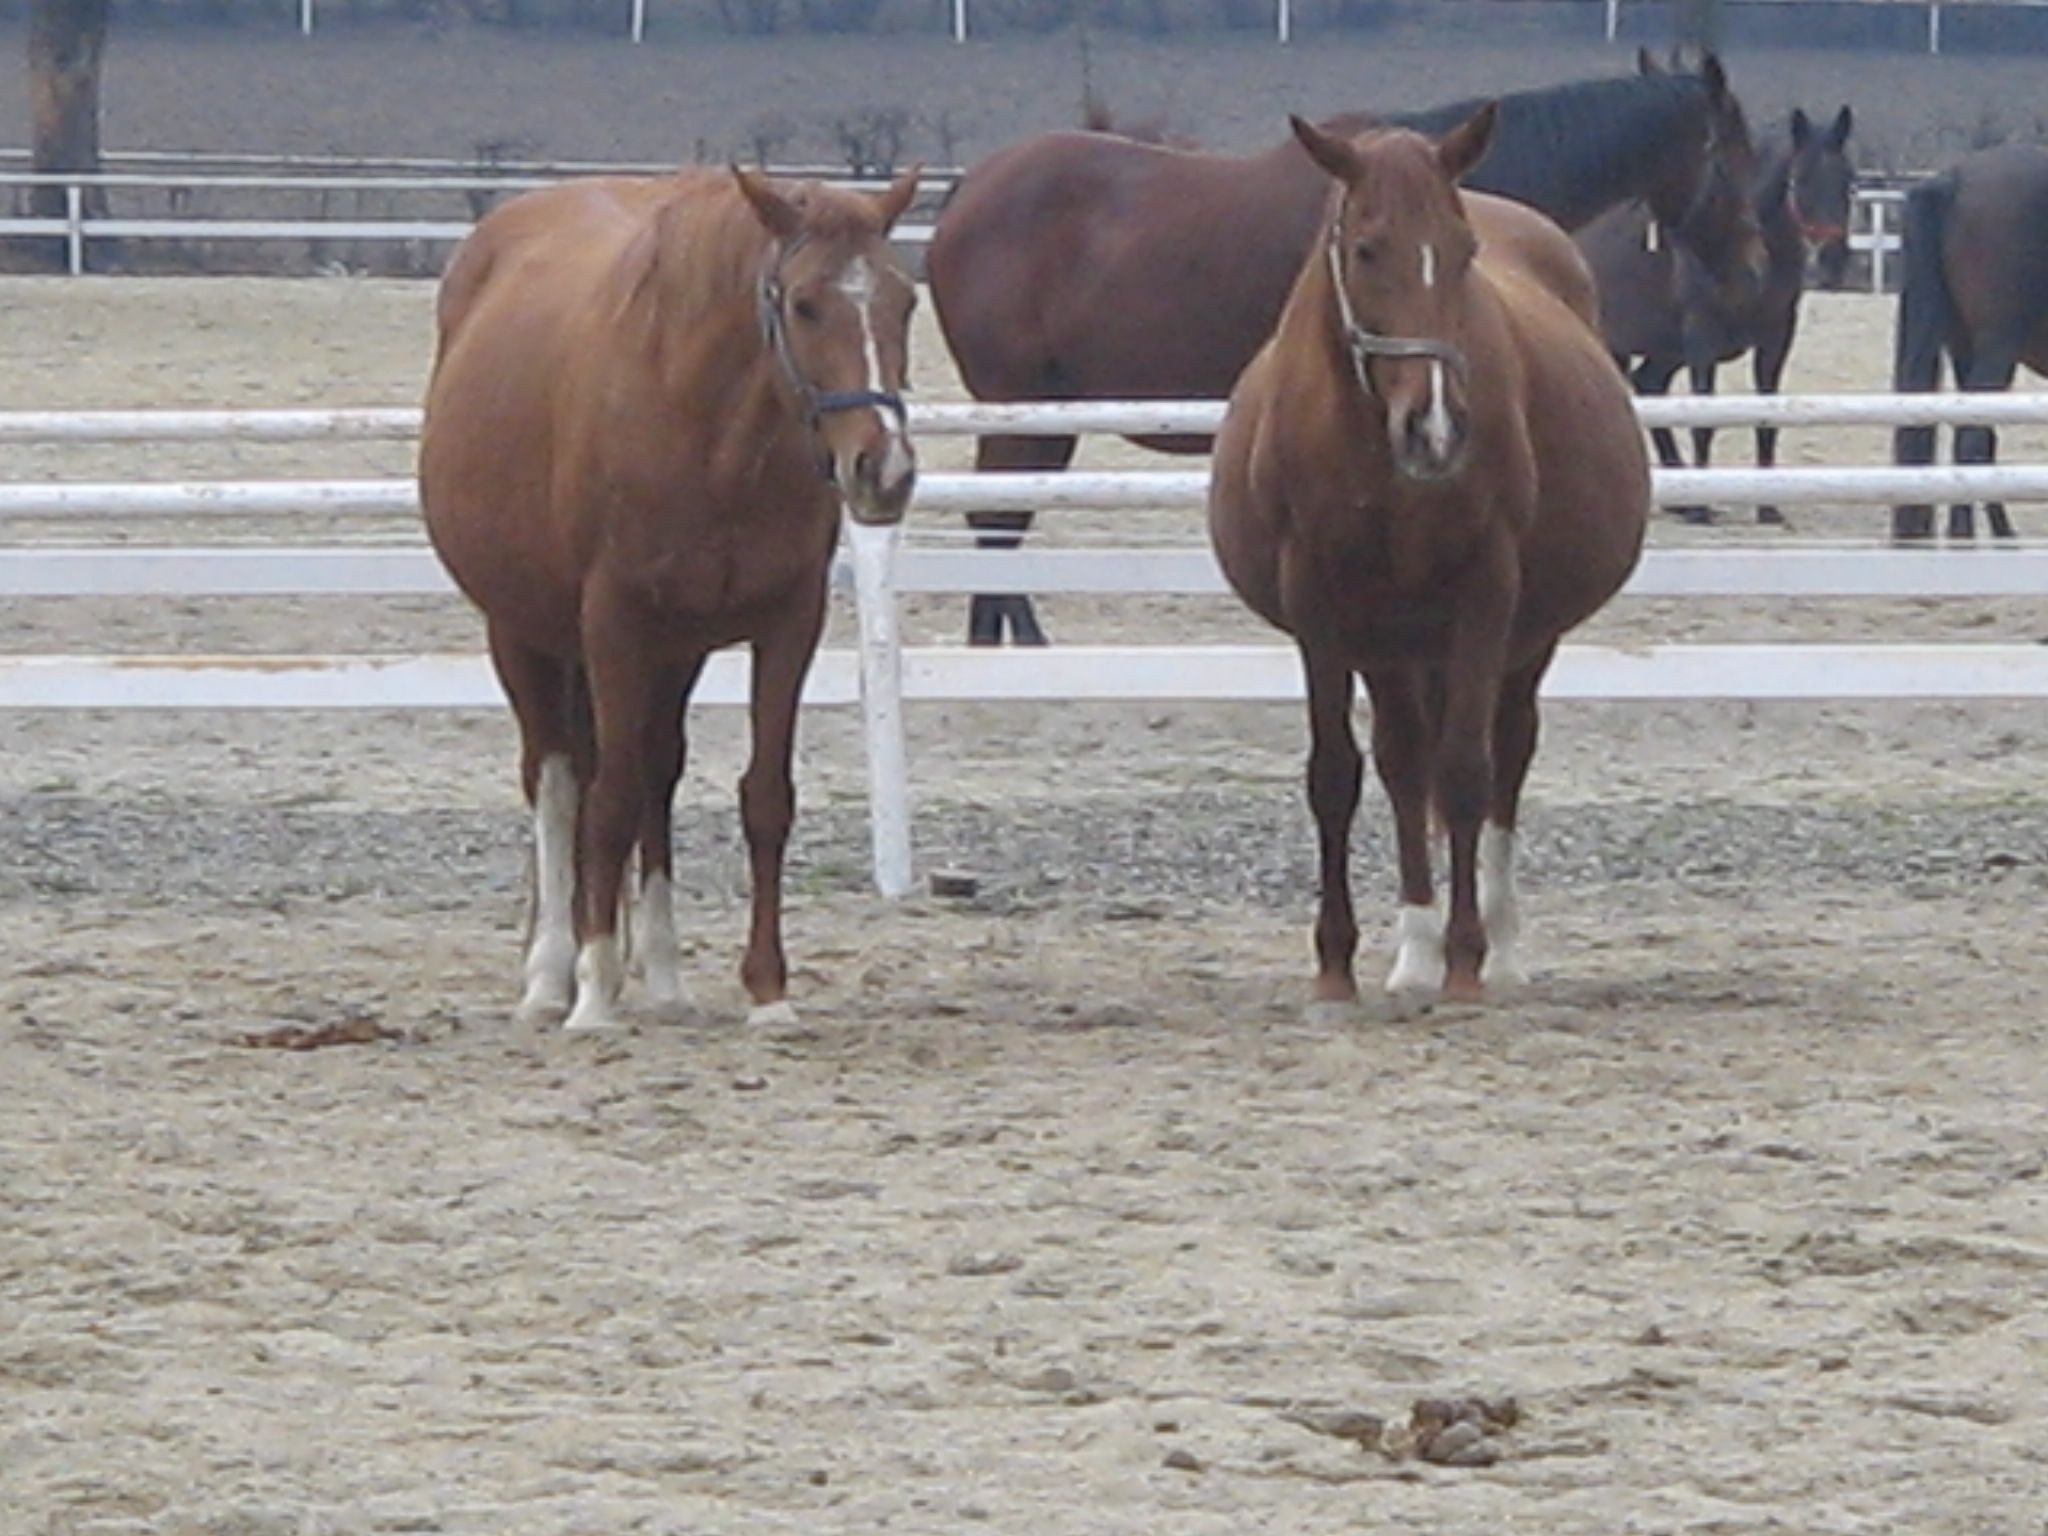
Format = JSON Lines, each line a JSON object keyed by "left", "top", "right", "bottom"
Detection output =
{"left": 1303, "top": 997, "right": 1361, "bottom": 1028}
{"left": 561, "top": 997, "right": 624, "bottom": 1032}
{"left": 1443, "top": 974, "right": 1486, "bottom": 1006}
{"left": 513, "top": 996, "right": 570, "bottom": 1028}
{"left": 747, "top": 999, "right": 800, "bottom": 1028}
{"left": 1383, "top": 986, "right": 1437, "bottom": 1023}
{"left": 1757, "top": 507, "right": 1785, "bottom": 526}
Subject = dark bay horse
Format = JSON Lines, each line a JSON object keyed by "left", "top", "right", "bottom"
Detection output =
{"left": 1580, "top": 104, "right": 1856, "bottom": 525}
{"left": 1208, "top": 108, "right": 1649, "bottom": 1017}
{"left": 420, "top": 165, "right": 921, "bottom": 1031}
{"left": 931, "top": 54, "right": 1758, "bottom": 644}
{"left": 1891, "top": 143, "right": 2048, "bottom": 542}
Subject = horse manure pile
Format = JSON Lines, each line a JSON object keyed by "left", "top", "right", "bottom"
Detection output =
{"left": 1285, "top": 1394, "right": 1523, "bottom": 1468}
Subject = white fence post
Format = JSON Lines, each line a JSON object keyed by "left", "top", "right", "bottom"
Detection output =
{"left": 1869, "top": 193, "right": 1887, "bottom": 296}
{"left": 300, "top": 0, "right": 315, "bottom": 35}
{"left": 952, "top": 0, "right": 967, "bottom": 42}
{"left": 845, "top": 517, "right": 914, "bottom": 899}
{"left": 64, "top": 183, "right": 84, "bottom": 276}
{"left": 1278, "top": 0, "right": 1291, "bottom": 43}
{"left": 631, "top": 0, "right": 647, "bottom": 42}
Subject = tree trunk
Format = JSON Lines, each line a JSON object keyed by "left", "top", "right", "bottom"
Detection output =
{"left": 28, "top": 0, "right": 112, "bottom": 232}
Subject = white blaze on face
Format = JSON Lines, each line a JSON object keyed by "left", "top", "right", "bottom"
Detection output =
{"left": 1423, "top": 359, "right": 1455, "bottom": 461}
{"left": 836, "top": 257, "right": 913, "bottom": 491}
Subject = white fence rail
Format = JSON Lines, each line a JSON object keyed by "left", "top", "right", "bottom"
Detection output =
{"left": 1, "top": 167, "right": 1913, "bottom": 292}
{"left": 7, "top": 394, "right": 2046, "bottom": 894}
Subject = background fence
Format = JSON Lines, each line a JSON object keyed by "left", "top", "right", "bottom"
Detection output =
{"left": 0, "top": 164, "right": 1919, "bottom": 289}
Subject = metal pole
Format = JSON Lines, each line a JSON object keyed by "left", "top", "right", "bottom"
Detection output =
{"left": 845, "top": 517, "right": 914, "bottom": 899}
{"left": 65, "top": 183, "right": 84, "bottom": 276}
{"left": 1606, "top": 0, "right": 1620, "bottom": 42}
{"left": 631, "top": 0, "right": 646, "bottom": 42}
{"left": 1870, "top": 195, "right": 1886, "bottom": 295}
{"left": 952, "top": 0, "right": 967, "bottom": 42}
{"left": 1278, "top": 0, "right": 1290, "bottom": 44}
{"left": 300, "top": 0, "right": 314, "bottom": 35}
{"left": 1929, "top": 2, "right": 1941, "bottom": 53}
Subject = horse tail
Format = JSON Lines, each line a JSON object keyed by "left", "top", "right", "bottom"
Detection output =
{"left": 1892, "top": 173, "right": 1956, "bottom": 395}
{"left": 1890, "top": 172, "right": 1957, "bottom": 537}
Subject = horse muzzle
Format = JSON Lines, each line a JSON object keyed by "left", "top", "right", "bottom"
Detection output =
{"left": 836, "top": 428, "right": 917, "bottom": 526}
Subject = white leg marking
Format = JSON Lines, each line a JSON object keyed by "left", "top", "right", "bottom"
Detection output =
{"left": 632, "top": 871, "right": 688, "bottom": 1013}
{"left": 563, "top": 936, "right": 625, "bottom": 1033}
{"left": 516, "top": 755, "right": 577, "bottom": 1024}
{"left": 748, "top": 999, "right": 801, "bottom": 1028}
{"left": 1385, "top": 903, "right": 1447, "bottom": 1016}
{"left": 1478, "top": 823, "right": 1527, "bottom": 990}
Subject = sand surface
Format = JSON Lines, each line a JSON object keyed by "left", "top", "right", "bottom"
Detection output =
{"left": 2, "top": 276, "right": 2047, "bottom": 1534}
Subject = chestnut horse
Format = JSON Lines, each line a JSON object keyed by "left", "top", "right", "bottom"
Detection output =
{"left": 1581, "top": 104, "right": 1856, "bottom": 525}
{"left": 420, "top": 166, "right": 920, "bottom": 1032}
{"left": 932, "top": 54, "right": 1758, "bottom": 644}
{"left": 1890, "top": 143, "right": 2048, "bottom": 542}
{"left": 1208, "top": 108, "right": 1649, "bottom": 1017}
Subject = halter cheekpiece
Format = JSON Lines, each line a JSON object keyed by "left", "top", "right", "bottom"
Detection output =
{"left": 757, "top": 238, "right": 907, "bottom": 480}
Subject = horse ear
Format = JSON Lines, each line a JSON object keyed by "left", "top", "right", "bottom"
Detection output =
{"left": 1791, "top": 108, "right": 1814, "bottom": 150}
{"left": 1436, "top": 101, "right": 1498, "bottom": 186}
{"left": 1290, "top": 115, "right": 1361, "bottom": 183}
{"left": 1829, "top": 105, "right": 1854, "bottom": 149}
{"left": 874, "top": 163, "right": 922, "bottom": 231}
{"left": 1698, "top": 51, "right": 1730, "bottom": 103}
{"left": 731, "top": 166, "right": 804, "bottom": 241}
{"left": 1636, "top": 46, "right": 1663, "bottom": 76}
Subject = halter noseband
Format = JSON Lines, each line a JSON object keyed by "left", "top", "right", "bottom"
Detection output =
{"left": 1323, "top": 220, "right": 1470, "bottom": 402}
{"left": 756, "top": 239, "right": 908, "bottom": 479}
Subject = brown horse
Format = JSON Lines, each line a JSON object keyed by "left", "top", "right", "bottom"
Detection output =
{"left": 1890, "top": 143, "right": 2048, "bottom": 542}
{"left": 420, "top": 165, "right": 920, "bottom": 1032}
{"left": 1580, "top": 104, "right": 1856, "bottom": 525}
{"left": 1208, "top": 107, "right": 1650, "bottom": 1017}
{"left": 932, "top": 56, "right": 1759, "bottom": 644}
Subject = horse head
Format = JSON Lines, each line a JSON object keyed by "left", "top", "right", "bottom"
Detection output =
{"left": 1649, "top": 51, "right": 1769, "bottom": 318}
{"left": 1291, "top": 103, "right": 1497, "bottom": 483}
{"left": 734, "top": 165, "right": 923, "bottom": 524}
{"left": 1789, "top": 105, "right": 1856, "bottom": 290}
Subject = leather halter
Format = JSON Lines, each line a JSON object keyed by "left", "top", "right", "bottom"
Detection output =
{"left": 756, "top": 238, "right": 908, "bottom": 480}
{"left": 1323, "top": 217, "right": 1470, "bottom": 402}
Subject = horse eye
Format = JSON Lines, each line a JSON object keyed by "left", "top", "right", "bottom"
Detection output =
{"left": 792, "top": 297, "right": 821, "bottom": 324}
{"left": 1351, "top": 240, "right": 1377, "bottom": 266}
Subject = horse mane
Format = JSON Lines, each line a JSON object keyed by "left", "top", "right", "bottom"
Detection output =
{"left": 1388, "top": 73, "right": 1716, "bottom": 211}
{"left": 1082, "top": 96, "right": 1199, "bottom": 150}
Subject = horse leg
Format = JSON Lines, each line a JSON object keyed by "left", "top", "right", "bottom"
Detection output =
{"left": 1361, "top": 665, "right": 1443, "bottom": 1020}
{"left": 967, "top": 432, "right": 1074, "bottom": 647}
{"left": 562, "top": 591, "right": 657, "bottom": 1033}
{"left": 1299, "top": 643, "right": 1364, "bottom": 1020}
{"left": 1751, "top": 311, "right": 1797, "bottom": 525}
{"left": 1952, "top": 342, "right": 2022, "bottom": 541}
{"left": 632, "top": 654, "right": 709, "bottom": 1016}
{"left": 488, "top": 625, "right": 585, "bottom": 1026}
{"left": 1480, "top": 644, "right": 1556, "bottom": 994}
{"left": 1633, "top": 355, "right": 1703, "bottom": 522}
{"left": 738, "top": 587, "right": 828, "bottom": 1025}
{"left": 1434, "top": 586, "right": 1512, "bottom": 1003}
{"left": 1945, "top": 335, "right": 1980, "bottom": 541}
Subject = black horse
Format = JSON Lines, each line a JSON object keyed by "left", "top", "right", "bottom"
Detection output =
{"left": 1580, "top": 104, "right": 1856, "bottom": 526}
{"left": 1891, "top": 143, "right": 2048, "bottom": 542}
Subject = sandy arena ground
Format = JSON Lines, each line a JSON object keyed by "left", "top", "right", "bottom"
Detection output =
{"left": 2, "top": 275, "right": 2047, "bottom": 1535}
